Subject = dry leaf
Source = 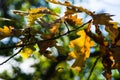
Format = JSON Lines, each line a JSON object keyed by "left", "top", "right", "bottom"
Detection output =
{"left": 47, "top": 0, "right": 92, "bottom": 15}
{"left": 110, "top": 47, "right": 120, "bottom": 62}
{"left": 105, "top": 22, "right": 120, "bottom": 45}
{"left": 112, "top": 61, "right": 120, "bottom": 73}
{"left": 92, "top": 13, "right": 113, "bottom": 25}
{"left": 37, "top": 40, "right": 56, "bottom": 54}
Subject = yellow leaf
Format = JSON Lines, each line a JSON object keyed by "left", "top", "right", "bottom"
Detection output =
{"left": 27, "top": 7, "right": 47, "bottom": 26}
{"left": 0, "top": 26, "right": 13, "bottom": 40}
{"left": 109, "top": 21, "right": 118, "bottom": 29}
{"left": 65, "top": 14, "right": 82, "bottom": 26}
{"left": 105, "top": 21, "right": 119, "bottom": 45}
{"left": 50, "top": 23, "right": 60, "bottom": 34}
{"left": 27, "top": 7, "right": 58, "bottom": 26}
{"left": 20, "top": 47, "right": 33, "bottom": 59}
{"left": 68, "top": 30, "right": 94, "bottom": 72}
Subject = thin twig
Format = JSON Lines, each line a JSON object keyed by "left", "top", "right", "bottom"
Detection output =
{"left": 87, "top": 56, "right": 101, "bottom": 80}
{"left": 0, "top": 47, "right": 23, "bottom": 65}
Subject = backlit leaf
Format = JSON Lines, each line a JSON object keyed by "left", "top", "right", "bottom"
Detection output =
{"left": 27, "top": 8, "right": 47, "bottom": 26}
{"left": 47, "top": 0, "right": 92, "bottom": 15}
{"left": 50, "top": 23, "right": 60, "bottom": 34}
{"left": 65, "top": 14, "right": 82, "bottom": 26}
{"left": 68, "top": 30, "right": 94, "bottom": 72}
{"left": 20, "top": 47, "right": 33, "bottom": 59}
{"left": 0, "top": 26, "right": 13, "bottom": 40}
{"left": 27, "top": 7, "right": 58, "bottom": 26}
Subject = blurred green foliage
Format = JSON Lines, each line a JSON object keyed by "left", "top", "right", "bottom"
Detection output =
{"left": 0, "top": 0, "right": 120, "bottom": 80}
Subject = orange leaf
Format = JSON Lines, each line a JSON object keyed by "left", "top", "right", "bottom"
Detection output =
{"left": 50, "top": 23, "right": 60, "bottom": 34}
{"left": 0, "top": 26, "right": 13, "bottom": 40}
{"left": 65, "top": 14, "right": 82, "bottom": 26}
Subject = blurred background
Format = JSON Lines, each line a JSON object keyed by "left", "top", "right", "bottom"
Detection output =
{"left": 0, "top": 0, "right": 120, "bottom": 80}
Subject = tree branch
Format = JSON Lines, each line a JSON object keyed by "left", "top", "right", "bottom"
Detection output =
{"left": 0, "top": 20, "right": 90, "bottom": 65}
{"left": 0, "top": 20, "right": 89, "bottom": 50}
{"left": 0, "top": 47, "right": 23, "bottom": 65}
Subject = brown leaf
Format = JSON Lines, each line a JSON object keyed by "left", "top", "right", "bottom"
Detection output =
{"left": 37, "top": 40, "right": 56, "bottom": 54}
{"left": 12, "top": 10, "right": 28, "bottom": 16}
{"left": 47, "top": 0, "right": 92, "bottom": 15}
{"left": 92, "top": 13, "right": 114, "bottom": 25}
{"left": 103, "top": 70, "right": 112, "bottom": 80}
{"left": 64, "top": 1, "right": 71, "bottom": 6}
{"left": 37, "top": 18, "right": 62, "bottom": 31}
{"left": 112, "top": 61, "right": 120, "bottom": 68}
{"left": 105, "top": 22, "right": 120, "bottom": 45}
{"left": 110, "top": 47, "right": 120, "bottom": 61}
{"left": 11, "top": 29, "right": 23, "bottom": 36}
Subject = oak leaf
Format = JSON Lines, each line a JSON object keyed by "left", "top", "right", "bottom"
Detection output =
{"left": 92, "top": 13, "right": 114, "bottom": 26}
{"left": 105, "top": 21, "right": 120, "bottom": 45}
{"left": 27, "top": 8, "right": 46, "bottom": 26}
{"left": 27, "top": 7, "right": 58, "bottom": 26}
{"left": 65, "top": 14, "right": 82, "bottom": 26}
{"left": 68, "top": 30, "right": 94, "bottom": 72}
{"left": 0, "top": 26, "right": 13, "bottom": 40}
{"left": 47, "top": 0, "right": 92, "bottom": 15}
{"left": 37, "top": 40, "right": 56, "bottom": 55}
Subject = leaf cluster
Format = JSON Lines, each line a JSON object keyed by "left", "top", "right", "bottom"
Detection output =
{"left": 0, "top": 0, "right": 120, "bottom": 80}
